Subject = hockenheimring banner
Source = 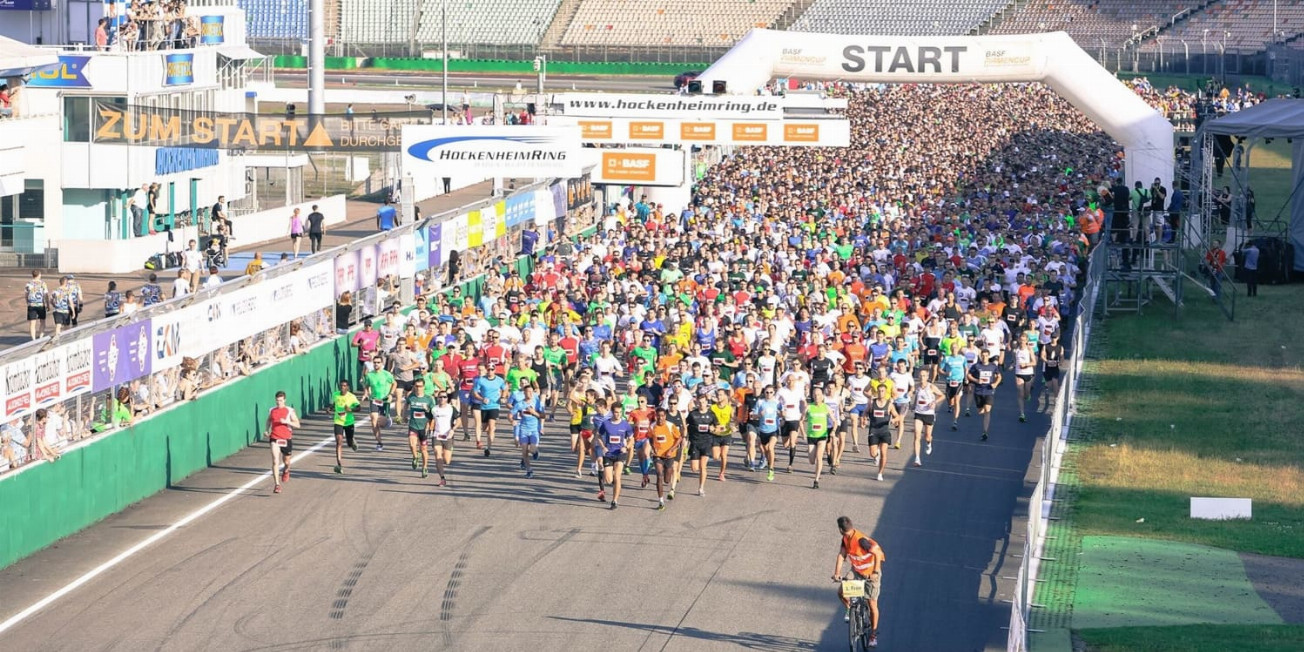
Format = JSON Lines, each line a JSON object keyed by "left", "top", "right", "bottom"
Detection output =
{"left": 696, "top": 29, "right": 1175, "bottom": 190}
{"left": 400, "top": 125, "right": 584, "bottom": 179}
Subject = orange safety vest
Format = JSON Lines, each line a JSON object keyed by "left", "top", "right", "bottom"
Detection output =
{"left": 1080, "top": 210, "right": 1102, "bottom": 235}
{"left": 842, "top": 529, "right": 882, "bottom": 576}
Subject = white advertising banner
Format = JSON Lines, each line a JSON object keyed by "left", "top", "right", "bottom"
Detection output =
{"left": 481, "top": 207, "right": 499, "bottom": 245}
{"left": 377, "top": 238, "right": 401, "bottom": 280}
{"left": 553, "top": 93, "right": 784, "bottom": 120}
{"left": 552, "top": 116, "right": 851, "bottom": 147}
{"left": 152, "top": 263, "right": 335, "bottom": 369}
{"left": 28, "top": 338, "right": 95, "bottom": 411}
{"left": 3, "top": 357, "right": 34, "bottom": 420}
{"left": 401, "top": 125, "right": 583, "bottom": 179}
{"left": 398, "top": 232, "right": 417, "bottom": 279}
{"left": 359, "top": 245, "right": 378, "bottom": 289}
{"left": 533, "top": 188, "right": 553, "bottom": 226}
{"left": 334, "top": 249, "right": 360, "bottom": 297}
{"left": 452, "top": 213, "right": 470, "bottom": 252}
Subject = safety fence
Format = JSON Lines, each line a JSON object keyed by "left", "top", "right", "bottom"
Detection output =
{"left": 1006, "top": 242, "right": 1106, "bottom": 652}
{"left": 0, "top": 175, "right": 596, "bottom": 477}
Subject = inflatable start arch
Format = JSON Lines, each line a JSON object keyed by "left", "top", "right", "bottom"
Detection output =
{"left": 697, "top": 29, "right": 1174, "bottom": 190}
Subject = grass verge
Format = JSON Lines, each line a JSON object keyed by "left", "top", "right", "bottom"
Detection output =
{"left": 1079, "top": 624, "right": 1304, "bottom": 652}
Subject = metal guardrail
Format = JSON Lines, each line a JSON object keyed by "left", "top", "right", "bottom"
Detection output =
{"left": 1008, "top": 241, "right": 1106, "bottom": 652}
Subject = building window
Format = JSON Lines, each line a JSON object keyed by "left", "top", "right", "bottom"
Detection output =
{"left": 64, "top": 97, "right": 90, "bottom": 142}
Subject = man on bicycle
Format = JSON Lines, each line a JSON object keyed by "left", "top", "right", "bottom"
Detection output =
{"left": 832, "top": 515, "right": 885, "bottom": 647}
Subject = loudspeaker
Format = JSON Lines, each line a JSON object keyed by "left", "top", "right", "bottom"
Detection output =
{"left": 687, "top": 80, "right": 703, "bottom": 94}
{"left": 712, "top": 80, "right": 727, "bottom": 94}
{"left": 1253, "top": 237, "right": 1294, "bottom": 285}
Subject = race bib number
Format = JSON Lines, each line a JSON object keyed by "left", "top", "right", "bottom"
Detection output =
{"left": 763, "top": 416, "right": 776, "bottom": 427}
{"left": 872, "top": 410, "right": 885, "bottom": 418}
{"left": 842, "top": 580, "right": 866, "bottom": 599}
{"left": 1047, "top": 360, "right": 1059, "bottom": 367}
{"left": 927, "top": 349, "right": 938, "bottom": 356}
{"left": 608, "top": 434, "right": 622, "bottom": 445}
{"left": 372, "top": 399, "right": 385, "bottom": 407}
{"left": 412, "top": 408, "right": 427, "bottom": 419}
{"left": 948, "top": 380, "right": 960, "bottom": 388}
{"left": 275, "top": 439, "right": 287, "bottom": 448}
{"left": 655, "top": 435, "right": 667, "bottom": 444}
{"left": 435, "top": 431, "right": 452, "bottom": 440}
{"left": 979, "top": 371, "right": 992, "bottom": 384}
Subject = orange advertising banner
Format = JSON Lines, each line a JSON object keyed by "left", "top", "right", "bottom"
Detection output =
{"left": 680, "top": 122, "right": 717, "bottom": 141}
{"left": 600, "top": 151, "right": 658, "bottom": 183}
{"left": 732, "top": 122, "right": 769, "bottom": 142}
{"left": 783, "top": 123, "right": 821, "bottom": 143}
{"left": 629, "top": 121, "right": 666, "bottom": 140}
{"left": 579, "top": 120, "right": 613, "bottom": 140}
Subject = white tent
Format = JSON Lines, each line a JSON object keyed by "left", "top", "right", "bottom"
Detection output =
{"left": 696, "top": 29, "right": 1174, "bottom": 191}
{"left": 0, "top": 35, "right": 58, "bottom": 79}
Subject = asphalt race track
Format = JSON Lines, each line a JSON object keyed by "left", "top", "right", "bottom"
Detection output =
{"left": 0, "top": 382, "right": 1042, "bottom": 651}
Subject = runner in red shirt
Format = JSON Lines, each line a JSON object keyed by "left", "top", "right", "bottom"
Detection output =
{"left": 480, "top": 331, "right": 509, "bottom": 375}
{"left": 454, "top": 342, "right": 480, "bottom": 439}
{"left": 629, "top": 397, "right": 656, "bottom": 487}
{"left": 265, "top": 391, "right": 301, "bottom": 494}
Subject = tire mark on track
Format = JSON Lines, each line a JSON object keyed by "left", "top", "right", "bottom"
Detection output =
{"left": 329, "top": 549, "right": 376, "bottom": 621}
{"left": 437, "top": 525, "right": 490, "bottom": 646}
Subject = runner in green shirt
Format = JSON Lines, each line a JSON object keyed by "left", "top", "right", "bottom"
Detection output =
{"left": 404, "top": 379, "right": 437, "bottom": 478}
{"left": 631, "top": 338, "right": 658, "bottom": 376}
{"left": 506, "top": 356, "right": 539, "bottom": 392}
{"left": 331, "top": 379, "right": 362, "bottom": 473}
{"left": 425, "top": 357, "right": 455, "bottom": 399}
{"left": 804, "top": 386, "right": 832, "bottom": 489}
{"left": 363, "top": 365, "right": 396, "bottom": 451}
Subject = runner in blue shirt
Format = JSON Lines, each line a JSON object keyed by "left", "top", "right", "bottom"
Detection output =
{"left": 752, "top": 386, "right": 783, "bottom": 482}
{"left": 594, "top": 402, "right": 633, "bottom": 509}
{"left": 512, "top": 383, "right": 544, "bottom": 479}
{"left": 472, "top": 367, "right": 507, "bottom": 458}
{"left": 376, "top": 200, "right": 397, "bottom": 231}
{"left": 940, "top": 351, "right": 968, "bottom": 430}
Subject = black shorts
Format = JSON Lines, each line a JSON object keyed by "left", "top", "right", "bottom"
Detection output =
{"left": 369, "top": 401, "right": 389, "bottom": 416}
{"left": 1015, "top": 373, "right": 1035, "bottom": 384}
{"left": 333, "top": 424, "right": 355, "bottom": 439}
{"left": 410, "top": 428, "right": 430, "bottom": 442}
{"left": 868, "top": 429, "right": 892, "bottom": 446}
{"left": 689, "top": 439, "right": 713, "bottom": 460}
{"left": 397, "top": 379, "right": 416, "bottom": 393}
{"left": 26, "top": 306, "right": 45, "bottom": 321}
{"left": 945, "top": 382, "right": 963, "bottom": 399}
{"left": 757, "top": 429, "right": 778, "bottom": 445}
{"left": 923, "top": 350, "right": 940, "bottom": 365}
{"left": 53, "top": 311, "right": 71, "bottom": 326}
{"left": 781, "top": 420, "right": 801, "bottom": 438}
{"left": 975, "top": 393, "right": 993, "bottom": 409}
{"left": 569, "top": 423, "right": 582, "bottom": 435}
{"left": 806, "top": 435, "right": 829, "bottom": 446}
{"left": 1043, "top": 367, "right": 1061, "bottom": 381}
{"left": 480, "top": 408, "right": 500, "bottom": 423}
{"left": 914, "top": 412, "right": 936, "bottom": 426}
{"left": 711, "top": 434, "right": 731, "bottom": 448}
{"left": 602, "top": 454, "right": 625, "bottom": 468}
{"left": 272, "top": 438, "right": 293, "bottom": 454}
{"left": 291, "top": 233, "right": 302, "bottom": 240}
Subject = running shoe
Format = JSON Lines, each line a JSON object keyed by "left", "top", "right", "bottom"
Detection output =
{"left": 642, "top": 475, "right": 649, "bottom": 488}
{"left": 421, "top": 469, "right": 428, "bottom": 479}
{"left": 412, "top": 457, "right": 419, "bottom": 470}
{"left": 876, "top": 472, "right": 884, "bottom": 482}
{"left": 463, "top": 433, "right": 470, "bottom": 441}
{"left": 698, "top": 488, "right": 705, "bottom": 497}
{"left": 623, "top": 466, "right": 631, "bottom": 475}
{"left": 273, "top": 485, "right": 282, "bottom": 494}
{"left": 829, "top": 465, "right": 837, "bottom": 475}
{"left": 376, "top": 444, "right": 384, "bottom": 452}
{"left": 575, "top": 470, "right": 582, "bottom": 479}
{"left": 767, "top": 469, "right": 775, "bottom": 482}
{"left": 951, "top": 423, "right": 958, "bottom": 431}
{"left": 926, "top": 442, "right": 932, "bottom": 455}
{"left": 844, "top": 610, "right": 850, "bottom": 623}
{"left": 813, "top": 480, "right": 820, "bottom": 489}
{"left": 281, "top": 468, "right": 289, "bottom": 483}
{"left": 981, "top": 432, "right": 989, "bottom": 442}
{"left": 852, "top": 444, "right": 861, "bottom": 453}
{"left": 532, "top": 451, "right": 539, "bottom": 461}
{"left": 597, "top": 490, "right": 606, "bottom": 502}
{"left": 668, "top": 489, "right": 675, "bottom": 500}
{"left": 892, "top": 442, "right": 901, "bottom": 449}
{"left": 758, "top": 458, "right": 768, "bottom": 470}
{"left": 609, "top": 501, "right": 618, "bottom": 510}
{"left": 1019, "top": 413, "right": 1027, "bottom": 423}
{"left": 439, "top": 477, "right": 447, "bottom": 487}
{"left": 525, "top": 470, "right": 534, "bottom": 479}
{"left": 965, "top": 409, "right": 972, "bottom": 417}
{"left": 657, "top": 502, "right": 666, "bottom": 511}
{"left": 334, "top": 464, "right": 342, "bottom": 474}
{"left": 475, "top": 441, "right": 483, "bottom": 449}
{"left": 913, "top": 456, "right": 922, "bottom": 467}
{"left": 869, "top": 634, "right": 878, "bottom": 648}
{"left": 519, "top": 460, "right": 526, "bottom": 470}
{"left": 484, "top": 447, "right": 491, "bottom": 458}
{"left": 785, "top": 465, "right": 792, "bottom": 474}
{"left": 350, "top": 442, "right": 358, "bottom": 452}
{"left": 870, "top": 454, "right": 879, "bottom": 465}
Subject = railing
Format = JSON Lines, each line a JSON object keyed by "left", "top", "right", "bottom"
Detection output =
{"left": 1008, "top": 241, "right": 1106, "bottom": 652}
{"left": 0, "top": 177, "right": 577, "bottom": 477}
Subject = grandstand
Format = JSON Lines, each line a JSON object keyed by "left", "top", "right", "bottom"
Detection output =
{"left": 1139, "top": 0, "right": 1304, "bottom": 52}
{"left": 991, "top": 1, "right": 1204, "bottom": 48}
{"left": 557, "top": 0, "right": 795, "bottom": 47}
{"left": 789, "top": 0, "right": 1009, "bottom": 36}
{"left": 241, "top": 0, "right": 310, "bottom": 41}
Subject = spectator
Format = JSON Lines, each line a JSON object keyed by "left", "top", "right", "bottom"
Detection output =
{"left": 336, "top": 291, "right": 354, "bottom": 333}
{"left": 377, "top": 199, "right": 396, "bottom": 231}
{"left": 94, "top": 18, "right": 109, "bottom": 51}
{"left": 278, "top": 253, "right": 291, "bottom": 266}
{"left": 0, "top": 83, "right": 13, "bottom": 119}
{"left": 122, "top": 290, "right": 139, "bottom": 315}
{"left": 140, "top": 272, "right": 164, "bottom": 306}
{"left": 1204, "top": 240, "right": 1228, "bottom": 297}
{"left": 306, "top": 204, "right": 325, "bottom": 254}
{"left": 147, "top": 182, "right": 160, "bottom": 234}
{"left": 171, "top": 269, "right": 190, "bottom": 298}
{"left": 24, "top": 269, "right": 47, "bottom": 340}
{"left": 104, "top": 280, "right": 123, "bottom": 318}
{"left": 203, "top": 265, "right": 223, "bottom": 290}
{"left": 114, "top": 387, "right": 135, "bottom": 427}
{"left": 182, "top": 238, "right": 203, "bottom": 291}
{"left": 130, "top": 183, "right": 148, "bottom": 237}
{"left": 67, "top": 274, "right": 84, "bottom": 326}
{"left": 212, "top": 195, "right": 230, "bottom": 238}
{"left": 1241, "top": 240, "right": 1259, "bottom": 298}
{"left": 245, "top": 251, "right": 266, "bottom": 276}
{"left": 50, "top": 276, "right": 73, "bottom": 337}
{"left": 28, "top": 409, "right": 61, "bottom": 463}
{"left": 288, "top": 207, "right": 305, "bottom": 258}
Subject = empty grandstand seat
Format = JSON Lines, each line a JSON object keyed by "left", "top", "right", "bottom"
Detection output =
{"left": 560, "top": 0, "right": 795, "bottom": 47}
{"left": 790, "top": 0, "right": 1009, "bottom": 36}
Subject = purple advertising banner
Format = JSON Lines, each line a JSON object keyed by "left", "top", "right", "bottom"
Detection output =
{"left": 92, "top": 319, "right": 153, "bottom": 392}
{"left": 428, "top": 222, "right": 443, "bottom": 270}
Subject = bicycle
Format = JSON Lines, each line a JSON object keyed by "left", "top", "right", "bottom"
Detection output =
{"left": 838, "top": 574, "right": 877, "bottom": 650}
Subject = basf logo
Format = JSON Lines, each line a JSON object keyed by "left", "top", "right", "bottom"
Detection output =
{"left": 401, "top": 126, "right": 582, "bottom": 178}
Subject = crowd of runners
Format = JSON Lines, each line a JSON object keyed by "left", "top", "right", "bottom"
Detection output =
{"left": 259, "top": 83, "right": 1119, "bottom": 516}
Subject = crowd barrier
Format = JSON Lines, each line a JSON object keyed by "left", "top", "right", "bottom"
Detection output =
{"left": 0, "top": 175, "right": 598, "bottom": 569}
{"left": 1007, "top": 242, "right": 1107, "bottom": 652}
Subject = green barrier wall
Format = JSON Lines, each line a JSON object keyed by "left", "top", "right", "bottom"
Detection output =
{"left": 0, "top": 249, "right": 545, "bottom": 570}
{"left": 273, "top": 56, "right": 705, "bottom": 76}
{"left": 0, "top": 337, "right": 356, "bottom": 570}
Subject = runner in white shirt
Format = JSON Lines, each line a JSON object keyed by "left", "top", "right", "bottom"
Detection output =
{"left": 911, "top": 370, "right": 945, "bottom": 467}
{"left": 777, "top": 375, "right": 806, "bottom": 474}
{"left": 430, "top": 393, "right": 456, "bottom": 485}
{"left": 888, "top": 359, "right": 915, "bottom": 450}
{"left": 592, "top": 342, "right": 622, "bottom": 395}
{"left": 846, "top": 365, "right": 872, "bottom": 453}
